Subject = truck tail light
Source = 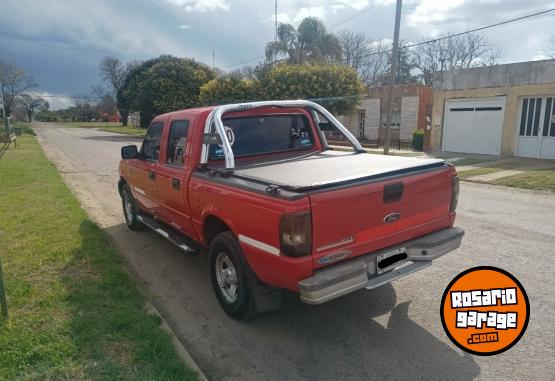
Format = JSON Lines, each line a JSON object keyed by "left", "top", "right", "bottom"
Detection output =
{"left": 279, "top": 212, "right": 312, "bottom": 258}
{"left": 450, "top": 175, "right": 460, "bottom": 212}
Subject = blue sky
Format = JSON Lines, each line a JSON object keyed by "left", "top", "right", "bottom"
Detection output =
{"left": 1, "top": 0, "right": 554, "bottom": 109}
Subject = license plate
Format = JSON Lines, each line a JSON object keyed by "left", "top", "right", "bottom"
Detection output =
{"left": 376, "top": 247, "right": 408, "bottom": 275}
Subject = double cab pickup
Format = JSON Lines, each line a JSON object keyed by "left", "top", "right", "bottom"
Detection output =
{"left": 119, "top": 100, "right": 464, "bottom": 319}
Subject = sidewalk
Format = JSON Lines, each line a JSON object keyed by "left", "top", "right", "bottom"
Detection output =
{"left": 453, "top": 157, "right": 555, "bottom": 191}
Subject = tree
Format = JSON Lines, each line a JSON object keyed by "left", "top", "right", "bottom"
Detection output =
{"left": 19, "top": 94, "right": 47, "bottom": 121}
{"left": 199, "top": 73, "right": 259, "bottom": 105}
{"left": 91, "top": 83, "right": 117, "bottom": 116}
{"left": 338, "top": 30, "right": 390, "bottom": 87}
{"left": 98, "top": 56, "right": 140, "bottom": 125}
{"left": 261, "top": 63, "right": 365, "bottom": 115}
{"left": 0, "top": 60, "right": 37, "bottom": 116}
{"left": 395, "top": 41, "right": 418, "bottom": 84}
{"left": 412, "top": 32, "right": 501, "bottom": 85}
{"left": 120, "top": 55, "right": 214, "bottom": 127}
{"left": 73, "top": 95, "right": 96, "bottom": 121}
{"left": 265, "top": 17, "right": 343, "bottom": 64}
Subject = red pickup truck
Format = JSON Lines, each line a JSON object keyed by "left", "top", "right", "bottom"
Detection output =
{"left": 119, "top": 100, "right": 463, "bottom": 319}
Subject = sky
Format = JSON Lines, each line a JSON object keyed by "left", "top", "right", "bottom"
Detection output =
{"left": 1, "top": 0, "right": 554, "bottom": 109}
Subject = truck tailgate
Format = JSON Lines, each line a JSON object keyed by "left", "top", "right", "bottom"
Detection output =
{"left": 309, "top": 165, "right": 453, "bottom": 269}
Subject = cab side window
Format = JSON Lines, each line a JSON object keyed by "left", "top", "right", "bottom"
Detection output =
{"left": 166, "top": 120, "right": 190, "bottom": 166}
{"left": 141, "top": 122, "right": 163, "bottom": 161}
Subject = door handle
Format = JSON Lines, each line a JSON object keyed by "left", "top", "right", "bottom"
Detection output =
{"left": 172, "top": 178, "right": 180, "bottom": 190}
{"left": 148, "top": 171, "right": 156, "bottom": 181}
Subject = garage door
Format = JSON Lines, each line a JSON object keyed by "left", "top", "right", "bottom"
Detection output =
{"left": 442, "top": 97, "right": 506, "bottom": 155}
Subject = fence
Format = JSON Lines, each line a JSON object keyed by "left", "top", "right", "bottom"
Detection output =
{"left": 328, "top": 137, "right": 418, "bottom": 151}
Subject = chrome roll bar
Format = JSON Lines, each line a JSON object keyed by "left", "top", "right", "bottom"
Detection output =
{"left": 200, "top": 100, "right": 365, "bottom": 169}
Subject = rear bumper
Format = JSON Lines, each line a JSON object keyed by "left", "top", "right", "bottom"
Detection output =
{"left": 298, "top": 227, "right": 464, "bottom": 305}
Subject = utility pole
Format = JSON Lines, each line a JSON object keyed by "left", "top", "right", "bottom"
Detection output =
{"left": 212, "top": 49, "right": 216, "bottom": 72}
{"left": 0, "top": 79, "right": 6, "bottom": 118}
{"left": 275, "top": 0, "right": 278, "bottom": 42}
{"left": 383, "top": 0, "right": 402, "bottom": 155}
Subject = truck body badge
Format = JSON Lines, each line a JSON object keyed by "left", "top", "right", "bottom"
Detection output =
{"left": 318, "top": 250, "right": 352, "bottom": 265}
{"left": 383, "top": 212, "right": 401, "bottom": 224}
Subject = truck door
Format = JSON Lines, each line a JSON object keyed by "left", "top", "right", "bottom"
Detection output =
{"left": 128, "top": 121, "right": 163, "bottom": 214}
{"left": 156, "top": 119, "right": 195, "bottom": 237}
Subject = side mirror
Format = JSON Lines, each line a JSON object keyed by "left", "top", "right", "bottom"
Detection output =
{"left": 121, "top": 145, "right": 138, "bottom": 160}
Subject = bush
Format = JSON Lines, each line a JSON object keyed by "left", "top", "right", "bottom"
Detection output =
{"left": 412, "top": 129, "right": 424, "bottom": 151}
{"left": 262, "top": 63, "right": 365, "bottom": 115}
{"left": 199, "top": 74, "right": 259, "bottom": 105}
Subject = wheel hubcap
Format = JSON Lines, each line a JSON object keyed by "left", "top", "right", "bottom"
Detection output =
{"left": 124, "top": 192, "right": 133, "bottom": 222}
{"left": 215, "top": 252, "right": 238, "bottom": 303}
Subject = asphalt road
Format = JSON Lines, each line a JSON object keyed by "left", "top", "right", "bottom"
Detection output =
{"left": 35, "top": 124, "right": 555, "bottom": 381}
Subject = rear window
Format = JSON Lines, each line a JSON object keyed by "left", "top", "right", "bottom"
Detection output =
{"left": 209, "top": 114, "right": 314, "bottom": 159}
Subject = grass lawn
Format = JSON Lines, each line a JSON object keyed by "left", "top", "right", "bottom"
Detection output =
{"left": 451, "top": 157, "right": 495, "bottom": 167}
{"left": 458, "top": 167, "right": 504, "bottom": 179}
{"left": 494, "top": 168, "right": 555, "bottom": 191}
{"left": 0, "top": 135, "right": 197, "bottom": 380}
{"left": 100, "top": 126, "right": 146, "bottom": 137}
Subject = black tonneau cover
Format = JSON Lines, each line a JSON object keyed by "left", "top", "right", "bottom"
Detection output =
{"left": 231, "top": 151, "right": 446, "bottom": 191}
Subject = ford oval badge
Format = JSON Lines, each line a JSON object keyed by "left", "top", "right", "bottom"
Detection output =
{"left": 383, "top": 212, "right": 401, "bottom": 224}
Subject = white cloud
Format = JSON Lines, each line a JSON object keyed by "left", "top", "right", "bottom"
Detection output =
{"left": 407, "top": 0, "right": 465, "bottom": 27}
{"left": 293, "top": 7, "right": 327, "bottom": 22}
{"left": 334, "top": 0, "right": 369, "bottom": 10}
{"left": 165, "top": 0, "right": 229, "bottom": 12}
{"left": 29, "top": 91, "right": 75, "bottom": 110}
{"left": 178, "top": 24, "right": 193, "bottom": 29}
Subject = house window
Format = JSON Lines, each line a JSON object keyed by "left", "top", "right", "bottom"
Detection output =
{"left": 381, "top": 111, "right": 401, "bottom": 127}
{"left": 519, "top": 97, "right": 543, "bottom": 137}
{"left": 358, "top": 110, "right": 366, "bottom": 138}
{"left": 542, "top": 97, "right": 555, "bottom": 137}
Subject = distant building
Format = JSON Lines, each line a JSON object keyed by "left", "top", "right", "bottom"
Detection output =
{"left": 430, "top": 59, "right": 555, "bottom": 159}
{"left": 107, "top": 114, "right": 120, "bottom": 123}
{"left": 338, "top": 84, "right": 432, "bottom": 143}
{"left": 128, "top": 112, "right": 141, "bottom": 128}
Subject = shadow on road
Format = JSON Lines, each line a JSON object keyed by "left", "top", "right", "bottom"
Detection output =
{"left": 247, "top": 287, "right": 480, "bottom": 380}
{"left": 82, "top": 135, "right": 143, "bottom": 142}
{"left": 104, "top": 223, "right": 481, "bottom": 380}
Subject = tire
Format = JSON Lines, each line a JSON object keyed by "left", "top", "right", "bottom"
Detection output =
{"left": 209, "top": 231, "right": 258, "bottom": 320}
{"left": 121, "top": 183, "right": 144, "bottom": 231}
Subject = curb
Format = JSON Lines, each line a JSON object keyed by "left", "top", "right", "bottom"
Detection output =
{"left": 145, "top": 302, "right": 208, "bottom": 381}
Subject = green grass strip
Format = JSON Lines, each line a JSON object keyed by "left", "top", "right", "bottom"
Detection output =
{"left": 0, "top": 134, "right": 197, "bottom": 380}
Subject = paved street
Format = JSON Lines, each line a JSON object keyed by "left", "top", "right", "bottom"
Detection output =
{"left": 35, "top": 123, "right": 555, "bottom": 381}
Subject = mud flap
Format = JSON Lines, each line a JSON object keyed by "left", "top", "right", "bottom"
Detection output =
{"left": 250, "top": 277, "right": 283, "bottom": 313}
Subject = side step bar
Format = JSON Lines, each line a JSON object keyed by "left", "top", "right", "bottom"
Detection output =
{"left": 137, "top": 214, "right": 200, "bottom": 255}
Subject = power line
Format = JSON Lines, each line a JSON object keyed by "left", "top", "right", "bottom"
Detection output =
{"left": 407, "top": 7, "right": 555, "bottom": 49}
{"left": 32, "top": 94, "right": 102, "bottom": 99}
{"left": 224, "top": 3, "right": 379, "bottom": 69}
{"left": 352, "top": 7, "right": 555, "bottom": 61}
{"left": 224, "top": 55, "right": 265, "bottom": 69}
{"left": 330, "top": 4, "right": 378, "bottom": 29}
{"left": 142, "top": 0, "right": 241, "bottom": 62}
{"left": 225, "top": 7, "right": 555, "bottom": 69}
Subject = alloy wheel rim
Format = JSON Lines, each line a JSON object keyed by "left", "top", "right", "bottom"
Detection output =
{"left": 124, "top": 192, "right": 133, "bottom": 222}
{"left": 215, "top": 252, "right": 238, "bottom": 303}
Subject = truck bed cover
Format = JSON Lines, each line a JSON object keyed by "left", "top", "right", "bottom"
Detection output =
{"left": 232, "top": 150, "right": 446, "bottom": 191}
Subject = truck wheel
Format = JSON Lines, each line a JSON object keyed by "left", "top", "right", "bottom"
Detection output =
{"left": 209, "top": 231, "right": 258, "bottom": 320}
{"left": 121, "top": 184, "right": 143, "bottom": 231}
